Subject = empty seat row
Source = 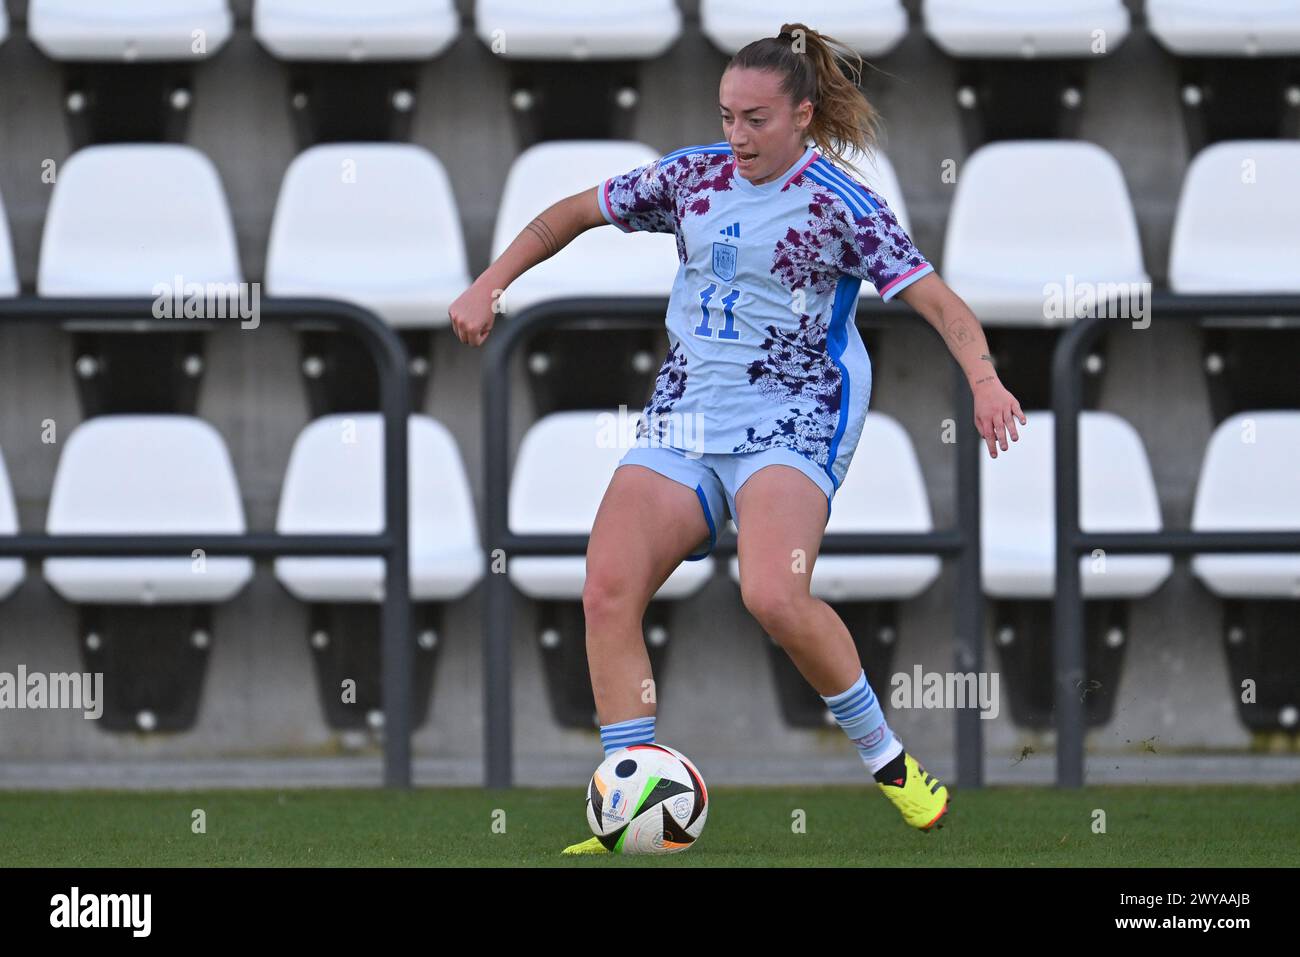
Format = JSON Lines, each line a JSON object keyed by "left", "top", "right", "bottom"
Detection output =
{"left": 924, "top": 0, "right": 1299, "bottom": 60}
{"left": 9, "top": 413, "right": 481, "bottom": 607}
{"left": 947, "top": 139, "right": 1300, "bottom": 322}
{"left": 12, "top": 2, "right": 1298, "bottom": 63}
{"left": 3, "top": 138, "right": 1297, "bottom": 326}
{"left": 2, "top": 405, "right": 1293, "bottom": 610}
{"left": 21, "top": 0, "right": 676, "bottom": 63}
{"left": 24, "top": 0, "right": 446, "bottom": 62}
{"left": 6, "top": 142, "right": 469, "bottom": 328}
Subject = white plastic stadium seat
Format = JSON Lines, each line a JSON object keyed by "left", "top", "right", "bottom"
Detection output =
{"left": 0, "top": 447, "right": 23, "bottom": 601}
{"left": 475, "top": 0, "right": 682, "bottom": 60}
{"left": 1148, "top": 0, "right": 1300, "bottom": 57}
{"left": 923, "top": 0, "right": 1130, "bottom": 58}
{"left": 38, "top": 144, "right": 241, "bottom": 296}
{"left": 275, "top": 414, "right": 483, "bottom": 603}
{"left": 508, "top": 411, "right": 714, "bottom": 600}
{"left": 942, "top": 141, "right": 1148, "bottom": 325}
{"left": 1169, "top": 141, "right": 1300, "bottom": 294}
{"left": 266, "top": 143, "right": 470, "bottom": 328}
{"left": 701, "top": 1, "right": 907, "bottom": 57}
{"left": 492, "top": 141, "right": 678, "bottom": 314}
{"left": 1191, "top": 412, "right": 1300, "bottom": 599}
{"left": 253, "top": 0, "right": 459, "bottom": 62}
{"left": 728, "top": 413, "right": 941, "bottom": 601}
{"left": 982, "top": 411, "right": 1171, "bottom": 599}
{"left": 43, "top": 417, "right": 253, "bottom": 604}
{"left": 29, "top": 0, "right": 233, "bottom": 61}
{"left": 0, "top": 187, "right": 17, "bottom": 297}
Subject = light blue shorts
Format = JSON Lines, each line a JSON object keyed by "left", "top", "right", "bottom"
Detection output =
{"left": 615, "top": 443, "right": 835, "bottom": 561}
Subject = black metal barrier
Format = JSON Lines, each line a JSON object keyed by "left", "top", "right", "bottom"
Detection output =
{"left": 1052, "top": 293, "right": 1300, "bottom": 787}
{"left": 0, "top": 297, "right": 414, "bottom": 787}
{"left": 483, "top": 297, "right": 985, "bottom": 788}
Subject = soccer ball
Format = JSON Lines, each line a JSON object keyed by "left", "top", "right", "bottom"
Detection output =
{"left": 585, "top": 743, "right": 708, "bottom": 854}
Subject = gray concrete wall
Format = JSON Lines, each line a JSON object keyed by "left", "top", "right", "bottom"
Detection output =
{"left": 0, "top": 0, "right": 1270, "bottom": 783}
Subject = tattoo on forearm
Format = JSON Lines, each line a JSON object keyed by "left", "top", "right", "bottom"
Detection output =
{"left": 943, "top": 314, "right": 974, "bottom": 347}
{"left": 525, "top": 217, "right": 560, "bottom": 257}
{"left": 980, "top": 353, "right": 994, "bottom": 364}
{"left": 974, "top": 375, "right": 996, "bottom": 386}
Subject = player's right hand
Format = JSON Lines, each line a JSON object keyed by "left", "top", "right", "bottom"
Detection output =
{"left": 449, "top": 281, "right": 499, "bottom": 347}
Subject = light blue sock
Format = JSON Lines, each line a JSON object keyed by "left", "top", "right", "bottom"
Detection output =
{"left": 822, "top": 670, "right": 903, "bottom": 774}
{"left": 599, "top": 716, "right": 656, "bottom": 756}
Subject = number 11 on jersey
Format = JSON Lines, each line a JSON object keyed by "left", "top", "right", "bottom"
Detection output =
{"left": 694, "top": 283, "right": 742, "bottom": 341}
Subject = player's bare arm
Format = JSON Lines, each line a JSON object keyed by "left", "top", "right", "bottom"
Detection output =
{"left": 899, "top": 272, "right": 1027, "bottom": 459}
{"left": 448, "top": 187, "right": 605, "bottom": 347}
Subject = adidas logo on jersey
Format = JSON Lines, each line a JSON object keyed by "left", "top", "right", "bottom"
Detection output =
{"left": 718, "top": 222, "right": 741, "bottom": 238}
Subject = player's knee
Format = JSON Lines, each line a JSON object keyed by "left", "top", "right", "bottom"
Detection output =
{"left": 582, "top": 570, "right": 642, "bottom": 626}
{"left": 741, "top": 582, "right": 807, "bottom": 640}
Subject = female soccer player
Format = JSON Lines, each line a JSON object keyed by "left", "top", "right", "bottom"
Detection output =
{"left": 450, "top": 24, "right": 1026, "bottom": 853}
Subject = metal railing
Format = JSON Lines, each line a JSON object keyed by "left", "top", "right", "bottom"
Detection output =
{"left": 482, "top": 296, "right": 985, "bottom": 789}
{"left": 0, "top": 296, "right": 414, "bottom": 787}
{"left": 1051, "top": 292, "right": 1300, "bottom": 787}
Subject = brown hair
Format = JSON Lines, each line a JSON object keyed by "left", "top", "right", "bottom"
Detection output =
{"left": 727, "top": 23, "right": 881, "bottom": 176}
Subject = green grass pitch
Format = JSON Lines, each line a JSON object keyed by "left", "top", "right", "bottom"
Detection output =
{"left": 2, "top": 785, "right": 1297, "bottom": 867}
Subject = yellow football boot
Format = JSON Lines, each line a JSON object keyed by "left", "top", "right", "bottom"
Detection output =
{"left": 561, "top": 836, "right": 610, "bottom": 855}
{"left": 877, "top": 752, "right": 949, "bottom": 831}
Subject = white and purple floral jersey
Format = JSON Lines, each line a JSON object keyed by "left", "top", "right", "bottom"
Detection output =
{"left": 596, "top": 141, "right": 934, "bottom": 491}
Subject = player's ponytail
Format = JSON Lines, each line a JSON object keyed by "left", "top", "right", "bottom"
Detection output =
{"left": 728, "top": 23, "right": 881, "bottom": 174}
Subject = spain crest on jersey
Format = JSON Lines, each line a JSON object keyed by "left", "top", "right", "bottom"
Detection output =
{"left": 711, "top": 241, "right": 737, "bottom": 282}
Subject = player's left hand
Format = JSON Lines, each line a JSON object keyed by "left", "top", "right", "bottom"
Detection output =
{"left": 973, "top": 377, "right": 1026, "bottom": 459}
